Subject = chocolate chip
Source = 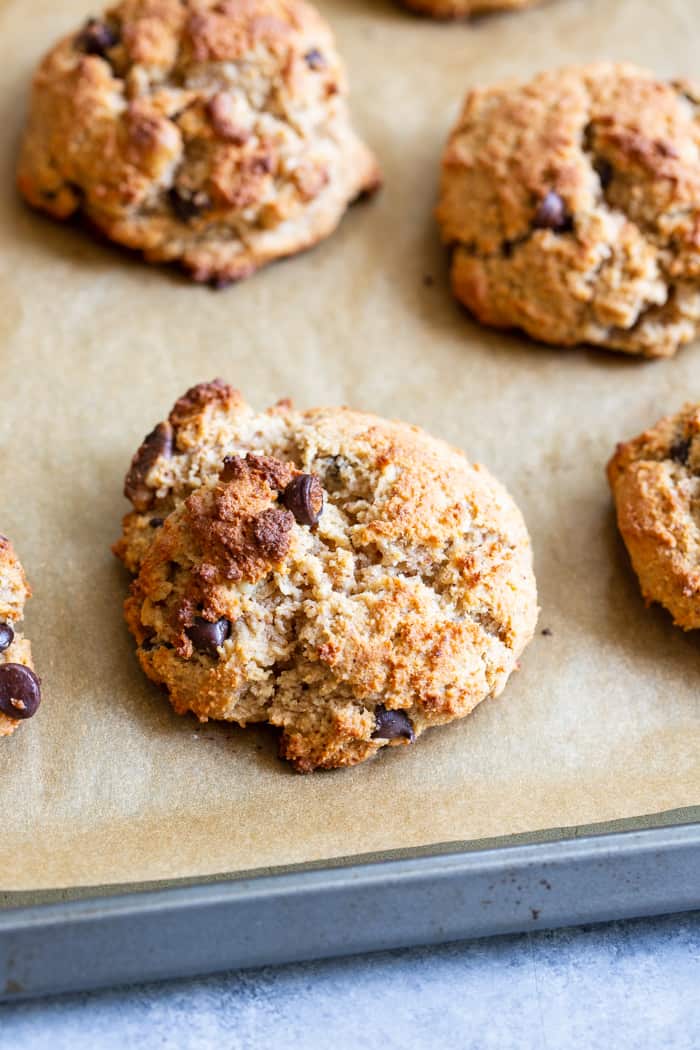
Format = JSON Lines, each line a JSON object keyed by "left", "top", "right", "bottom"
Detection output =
{"left": 149, "top": 517, "right": 164, "bottom": 528}
{"left": 77, "top": 19, "right": 119, "bottom": 57}
{"left": 322, "top": 455, "right": 350, "bottom": 492}
{"left": 0, "top": 664, "right": 41, "bottom": 721}
{"left": 207, "top": 276, "right": 235, "bottom": 290}
{"left": 372, "top": 705, "right": 415, "bottom": 742}
{"left": 186, "top": 617, "right": 232, "bottom": 656}
{"left": 124, "top": 422, "right": 174, "bottom": 512}
{"left": 670, "top": 437, "right": 691, "bottom": 464}
{"left": 533, "top": 191, "right": 571, "bottom": 232}
{"left": 168, "top": 188, "right": 210, "bottom": 223}
{"left": 0, "top": 623, "right": 14, "bottom": 653}
{"left": 304, "top": 49, "right": 326, "bottom": 70}
{"left": 594, "top": 157, "right": 613, "bottom": 191}
{"left": 281, "top": 475, "right": 324, "bottom": 527}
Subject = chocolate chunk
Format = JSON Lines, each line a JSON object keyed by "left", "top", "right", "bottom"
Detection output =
{"left": 210, "top": 276, "right": 235, "bottom": 291}
{"left": 0, "top": 623, "right": 14, "bottom": 653}
{"left": 304, "top": 49, "right": 326, "bottom": 71}
{"left": 186, "top": 616, "right": 232, "bottom": 656}
{"left": 149, "top": 517, "right": 164, "bottom": 528}
{"left": 0, "top": 664, "right": 41, "bottom": 721}
{"left": 670, "top": 437, "right": 691, "bottom": 464}
{"left": 77, "top": 19, "right": 119, "bottom": 57}
{"left": 322, "top": 454, "right": 349, "bottom": 492}
{"left": 372, "top": 705, "right": 415, "bottom": 742}
{"left": 124, "top": 422, "right": 174, "bottom": 512}
{"left": 594, "top": 157, "right": 613, "bottom": 190}
{"left": 168, "top": 188, "right": 210, "bottom": 223}
{"left": 533, "top": 191, "right": 571, "bottom": 232}
{"left": 281, "top": 475, "right": 324, "bottom": 527}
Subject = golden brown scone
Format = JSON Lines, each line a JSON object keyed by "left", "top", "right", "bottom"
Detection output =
{"left": 114, "top": 381, "right": 538, "bottom": 772}
{"left": 437, "top": 63, "right": 700, "bottom": 357}
{"left": 398, "top": 0, "right": 538, "bottom": 19}
{"left": 17, "top": 0, "right": 381, "bottom": 286}
{"left": 607, "top": 405, "right": 700, "bottom": 629}
{"left": 0, "top": 536, "right": 41, "bottom": 737}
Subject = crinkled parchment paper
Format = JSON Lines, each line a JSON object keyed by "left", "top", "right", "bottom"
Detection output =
{"left": 1, "top": 0, "right": 699, "bottom": 893}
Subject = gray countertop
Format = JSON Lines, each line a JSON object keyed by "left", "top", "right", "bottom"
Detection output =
{"left": 1, "top": 912, "right": 699, "bottom": 1049}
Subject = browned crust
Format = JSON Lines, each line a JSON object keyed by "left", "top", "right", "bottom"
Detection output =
{"left": 169, "top": 378, "right": 236, "bottom": 428}
{"left": 185, "top": 455, "right": 296, "bottom": 583}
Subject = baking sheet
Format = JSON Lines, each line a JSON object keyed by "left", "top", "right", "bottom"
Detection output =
{"left": 1, "top": 0, "right": 699, "bottom": 893}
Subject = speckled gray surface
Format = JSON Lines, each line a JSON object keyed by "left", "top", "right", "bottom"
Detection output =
{"left": 1, "top": 914, "right": 699, "bottom": 1049}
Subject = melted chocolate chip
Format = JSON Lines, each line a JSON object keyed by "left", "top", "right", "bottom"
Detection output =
{"left": 0, "top": 664, "right": 41, "bottom": 721}
{"left": 533, "top": 191, "right": 572, "bottom": 232}
{"left": 594, "top": 157, "right": 614, "bottom": 191}
{"left": 210, "top": 276, "right": 235, "bottom": 291}
{"left": 322, "top": 455, "right": 349, "bottom": 493}
{"left": 186, "top": 617, "right": 232, "bottom": 656}
{"left": 124, "top": 422, "right": 174, "bottom": 512}
{"left": 168, "top": 188, "right": 210, "bottom": 223}
{"left": 304, "top": 48, "right": 326, "bottom": 70}
{"left": 372, "top": 705, "right": 415, "bottom": 742}
{"left": 77, "top": 19, "right": 119, "bottom": 57}
{"left": 670, "top": 437, "right": 692, "bottom": 464}
{"left": 149, "top": 517, "right": 164, "bottom": 528}
{"left": 0, "top": 623, "right": 14, "bottom": 653}
{"left": 281, "top": 475, "right": 324, "bottom": 527}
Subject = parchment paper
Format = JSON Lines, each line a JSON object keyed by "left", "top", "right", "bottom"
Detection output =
{"left": 1, "top": 0, "right": 699, "bottom": 894}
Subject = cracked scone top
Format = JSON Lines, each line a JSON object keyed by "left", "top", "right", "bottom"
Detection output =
{"left": 398, "top": 0, "right": 538, "bottom": 19}
{"left": 437, "top": 63, "right": 700, "bottom": 357}
{"left": 114, "top": 381, "right": 538, "bottom": 772}
{"left": 608, "top": 404, "right": 700, "bottom": 629}
{"left": 0, "top": 537, "right": 41, "bottom": 738}
{"left": 17, "top": 0, "right": 380, "bottom": 285}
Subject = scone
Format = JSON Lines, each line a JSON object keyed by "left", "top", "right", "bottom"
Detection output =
{"left": 17, "top": 0, "right": 380, "bottom": 286}
{"left": 608, "top": 404, "right": 700, "bottom": 629}
{"left": 114, "top": 380, "right": 538, "bottom": 772}
{"left": 437, "top": 63, "right": 700, "bottom": 357}
{"left": 0, "top": 536, "right": 41, "bottom": 737}
{"left": 398, "top": 0, "right": 539, "bottom": 19}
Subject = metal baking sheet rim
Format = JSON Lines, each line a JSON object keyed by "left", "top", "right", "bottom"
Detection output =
{"left": 2, "top": 809, "right": 699, "bottom": 1000}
